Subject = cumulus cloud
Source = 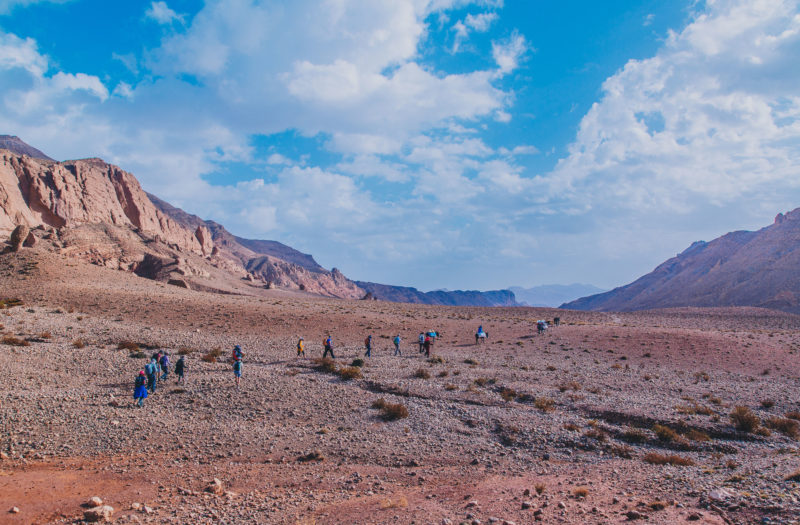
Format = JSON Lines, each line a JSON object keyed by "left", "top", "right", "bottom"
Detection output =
{"left": 451, "top": 11, "right": 498, "bottom": 52}
{"left": 491, "top": 31, "right": 527, "bottom": 74}
{"left": 145, "top": 1, "right": 183, "bottom": 25}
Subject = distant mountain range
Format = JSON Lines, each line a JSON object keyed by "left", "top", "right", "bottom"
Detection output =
{"left": 562, "top": 210, "right": 800, "bottom": 314}
{"left": 509, "top": 284, "right": 606, "bottom": 307}
{"left": 0, "top": 135, "right": 516, "bottom": 307}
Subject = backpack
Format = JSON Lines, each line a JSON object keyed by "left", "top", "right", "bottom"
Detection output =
{"left": 160, "top": 355, "right": 168, "bottom": 366}
{"left": 145, "top": 362, "right": 155, "bottom": 375}
{"left": 365, "top": 337, "right": 370, "bottom": 347}
{"left": 394, "top": 336, "right": 400, "bottom": 345}
{"left": 297, "top": 341, "right": 303, "bottom": 350}
{"left": 232, "top": 346, "right": 242, "bottom": 361}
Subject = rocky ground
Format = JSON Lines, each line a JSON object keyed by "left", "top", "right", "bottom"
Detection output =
{"left": 1, "top": 249, "right": 800, "bottom": 524}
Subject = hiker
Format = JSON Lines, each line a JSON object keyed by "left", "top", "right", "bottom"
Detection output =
{"left": 323, "top": 336, "right": 335, "bottom": 358}
{"left": 297, "top": 337, "right": 305, "bottom": 358}
{"left": 418, "top": 332, "right": 425, "bottom": 353}
{"left": 232, "top": 344, "right": 243, "bottom": 362}
{"left": 159, "top": 352, "right": 170, "bottom": 381}
{"left": 133, "top": 370, "right": 148, "bottom": 407}
{"left": 364, "top": 335, "right": 372, "bottom": 358}
{"left": 423, "top": 333, "right": 431, "bottom": 357}
{"left": 175, "top": 355, "right": 185, "bottom": 384}
{"left": 393, "top": 334, "right": 401, "bottom": 356}
{"left": 145, "top": 356, "right": 158, "bottom": 393}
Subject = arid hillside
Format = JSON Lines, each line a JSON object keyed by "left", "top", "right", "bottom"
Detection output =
{"left": 564, "top": 209, "right": 800, "bottom": 314}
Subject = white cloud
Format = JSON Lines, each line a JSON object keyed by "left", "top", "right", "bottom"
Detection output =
{"left": 145, "top": 1, "right": 183, "bottom": 25}
{"left": 0, "top": 0, "right": 71, "bottom": 15}
{"left": 266, "top": 153, "right": 291, "bottom": 165}
{"left": 491, "top": 31, "right": 527, "bottom": 74}
{"left": 451, "top": 11, "right": 497, "bottom": 52}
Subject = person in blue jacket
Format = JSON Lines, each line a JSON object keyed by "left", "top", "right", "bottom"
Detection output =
{"left": 133, "top": 370, "right": 148, "bottom": 407}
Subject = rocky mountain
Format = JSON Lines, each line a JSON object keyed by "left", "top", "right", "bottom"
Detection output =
{"left": 356, "top": 281, "right": 518, "bottom": 307}
{"left": 509, "top": 284, "right": 605, "bottom": 307}
{"left": 0, "top": 135, "right": 53, "bottom": 161}
{"left": 1, "top": 137, "right": 516, "bottom": 306}
{"left": 562, "top": 209, "right": 800, "bottom": 314}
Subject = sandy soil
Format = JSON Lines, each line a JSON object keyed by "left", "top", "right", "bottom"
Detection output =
{"left": 1, "top": 249, "right": 799, "bottom": 524}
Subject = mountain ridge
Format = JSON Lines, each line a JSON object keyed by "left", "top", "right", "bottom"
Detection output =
{"left": 562, "top": 210, "right": 800, "bottom": 314}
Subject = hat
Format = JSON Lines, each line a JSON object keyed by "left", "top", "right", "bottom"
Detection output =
{"left": 300, "top": 337, "right": 304, "bottom": 340}
{"left": 235, "top": 344, "right": 241, "bottom": 350}
{"left": 139, "top": 370, "right": 145, "bottom": 376}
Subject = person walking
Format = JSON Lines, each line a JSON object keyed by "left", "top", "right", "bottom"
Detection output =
{"left": 133, "top": 370, "right": 148, "bottom": 407}
{"left": 232, "top": 344, "right": 243, "bottom": 390}
{"left": 423, "top": 333, "right": 431, "bottom": 357}
{"left": 393, "top": 334, "right": 402, "bottom": 356}
{"left": 159, "top": 352, "right": 170, "bottom": 381}
{"left": 297, "top": 337, "right": 305, "bottom": 358}
{"left": 145, "top": 356, "right": 158, "bottom": 393}
{"left": 175, "top": 355, "right": 185, "bottom": 384}
{"left": 364, "top": 335, "right": 372, "bottom": 358}
{"left": 323, "top": 336, "right": 335, "bottom": 358}
{"left": 418, "top": 332, "right": 425, "bottom": 353}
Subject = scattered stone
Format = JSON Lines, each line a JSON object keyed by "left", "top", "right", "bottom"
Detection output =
{"left": 625, "top": 510, "right": 643, "bottom": 520}
{"left": 87, "top": 496, "right": 103, "bottom": 508}
{"left": 9, "top": 507, "right": 19, "bottom": 514}
{"left": 687, "top": 513, "right": 702, "bottom": 521}
{"left": 709, "top": 488, "right": 736, "bottom": 502}
{"left": 522, "top": 501, "right": 533, "bottom": 509}
{"left": 205, "top": 478, "right": 224, "bottom": 495}
{"left": 83, "top": 505, "right": 114, "bottom": 522}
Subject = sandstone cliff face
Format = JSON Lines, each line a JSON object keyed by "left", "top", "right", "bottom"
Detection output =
{"left": 0, "top": 151, "right": 212, "bottom": 257}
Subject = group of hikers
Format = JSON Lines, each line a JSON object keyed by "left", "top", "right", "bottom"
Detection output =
{"left": 133, "top": 319, "right": 557, "bottom": 405}
{"left": 296, "top": 330, "right": 440, "bottom": 359}
{"left": 133, "top": 350, "right": 186, "bottom": 407}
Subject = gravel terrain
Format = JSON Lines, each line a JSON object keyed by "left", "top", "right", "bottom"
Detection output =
{"left": 1, "top": 249, "right": 800, "bottom": 524}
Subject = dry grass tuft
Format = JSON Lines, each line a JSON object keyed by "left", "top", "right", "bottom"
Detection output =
{"left": 350, "top": 358, "right": 365, "bottom": 368}
{"left": 312, "top": 357, "right": 337, "bottom": 374}
{"left": 499, "top": 387, "right": 517, "bottom": 402}
{"left": 653, "top": 424, "right": 679, "bottom": 442}
{"left": 563, "top": 422, "right": 580, "bottom": 432}
{"left": 643, "top": 452, "right": 694, "bottom": 466}
{"left": 474, "top": 377, "right": 489, "bottom": 387}
{"left": 534, "top": 397, "right": 555, "bottom": 412}
{"left": 534, "top": 483, "right": 546, "bottom": 495}
{"left": 38, "top": 332, "right": 51, "bottom": 339}
{"left": 765, "top": 417, "right": 800, "bottom": 439}
{"left": 379, "top": 496, "right": 408, "bottom": 509}
{"left": 761, "top": 399, "right": 775, "bottom": 409}
{"left": 786, "top": 469, "right": 800, "bottom": 482}
{"left": 1, "top": 336, "right": 30, "bottom": 347}
{"left": 380, "top": 402, "right": 409, "bottom": 421}
{"left": 444, "top": 383, "right": 457, "bottom": 391}
{"left": 72, "top": 339, "right": 85, "bottom": 349}
{"left": 730, "top": 406, "right": 760, "bottom": 433}
{"left": 297, "top": 450, "right": 325, "bottom": 462}
{"left": 117, "top": 340, "right": 139, "bottom": 351}
{"left": 786, "top": 411, "right": 800, "bottom": 421}
{"left": 649, "top": 501, "right": 667, "bottom": 511}
{"left": 338, "top": 366, "right": 362, "bottom": 381}
{"left": 0, "top": 298, "right": 23, "bottom": 309}
{"left": 622, "top": 427, "right": 649, "bottom": 444}
{"left": 558, "top": 381, "right": 582, "bottom": 392}
{"left": 413, "top": 368, "right": 431, "bottom": 379}
{"left": 573, "top": 487, "right": 589, "bottom": 498}
{"left": 177, "top": 347, "right": 194, "bottom": 355}
{"left": 427, "top": 355, "right": 445, "bottom": 364}
{"left": 371, "top": 398, "right": 387, "bottom": 409}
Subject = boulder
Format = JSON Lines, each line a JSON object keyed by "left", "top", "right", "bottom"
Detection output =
{"left": 87, "top": 496, "right": 103, "bottom": 508}
{"left": 167, "top": 279, "right": 190, "bottom": 289}
{"left": 83, "top": 505, "right": 114, "bottom": 522}
{"left": 22, "top": 231, "right": 36, "bottom": 247}
{"left": 9, "top": 224, "right": 29, "bottom": 252}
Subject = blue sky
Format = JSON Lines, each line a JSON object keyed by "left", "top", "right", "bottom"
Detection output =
{"left": 2, "top": 0, "right": 799, "bottom": 291}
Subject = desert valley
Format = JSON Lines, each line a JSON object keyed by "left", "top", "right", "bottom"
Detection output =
{"left": 1, "top": 142, "right": 800, "bottom": 525}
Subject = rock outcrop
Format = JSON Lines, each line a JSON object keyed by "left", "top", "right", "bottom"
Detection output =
{"left": 563, "top": 208, "right": 800, "bottom": 314}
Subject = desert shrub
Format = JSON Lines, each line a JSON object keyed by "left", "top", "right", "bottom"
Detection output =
{"left": 380, "top": 402, "right": 409, "bottom": 421}
{"left": 444, "top": 383, "right": 457, "bottom": 391}
{"left": 338, "top": 366, "right": 362, "bottom": 381}
{"left": 608, "top": 444, "right": 634, "bottom": 459}
{"left": 622, "top": 428, "right": 649, "bottom": 444}
{"left": 452, "top": 370, "right": 460, "bottom": 376}
{"left": 38, "top": 332, "right": 51, "bottom": 339}
{"left": 653, "top": 424, "right": 679, "bottom": 442}
{"left": 694, "top": 371, "right": 710, "bottom": 382}
{"left": 129, "top": 351, "right": 146, "bottom": 359}
{"left": 643, "top": 453, "right": 694, "bottom": 466}
{"left": 534, "top": 397, "right": 555, "bottom": 412}
{"left": 178, "top": 347, "right": 194, "bottom": 355}
{"left": 1, "top": 336, "right": 30, "bottom": 347}
{"left": 558, "top": 381, "right": 582, "bottom": 392}
{"left": 755, "top": 426, "right": 772, "bottom": 437}
{"left": 765, "top": 417, "right": 800, "bottom": 439}
{"left": 0, "top": 298, "right": 23, "bottom": 309}
{"left": 546, "top": 365, "right": 557, "bottom": 371}
{"left": 297, "top": 450, "right": 324, "bottom": 462}
{"left": 685, "top": 429, "right": 711, "bottom": 442}
{"left": 676, "top": 403, "right": 714, "bottom": 416}
{"left": 761, "top": 399, "right": 776, "bottom": 409}
{"left": 474, "top": 377, "right": 489, "bottom": 386}
{"left": 786, "top": 411, "right": 800, "bottom": 421}
{"left": 585, "top": 428, "right": 608, "bottom": 442}
{"left": 463, "top": 358, "right": 478, "bottom": 365}
{"left": 371, "top": 398, "right": 387, "bottom": 409}
{"left": 379, "top": 496, "right": 408, "bottom": 509}
{"left": 730, "top": 406, "right": 760, "bottom": 433}
{"left": 437, "top": 370, "right": 449, "bottom": 377}
{"left": 201, "top": 347, "right": 222, "bottom": 363}
{"left": 563, "top": 423, "right": 580, "bottom": 432}
{"left": 535, "top": 483, "right": 546, "bottom": 494}
{"left": 117, "top": 340, "right": 139, "bottom": 351}
{"left": 72, "top": 339, "right": 85, "bottom": 349}
{"left": 413, "top": 368, "right": 431, "bottom": 379}
{"left": 169, "top": 388, "right": 187, "bottom": 394}
{"left": 313, "top": 357, "right": 337, "bottom": 374}
{"left": 786, "top": 469, "right": 800, "bottom": 482}
{"left": 350, "top": 358, "right": 365, "bottom": 368}
{"left": 499, "top": 387, "right": 517, "bottom": 402}
{"left": 427, "top": 356, "right": 444, "bottom": 364}
{"left": 649, "top": 501, "right": 667, "bottom": 511}
{"left": 573, "top": 487, "right": 589, "bottom": 498}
